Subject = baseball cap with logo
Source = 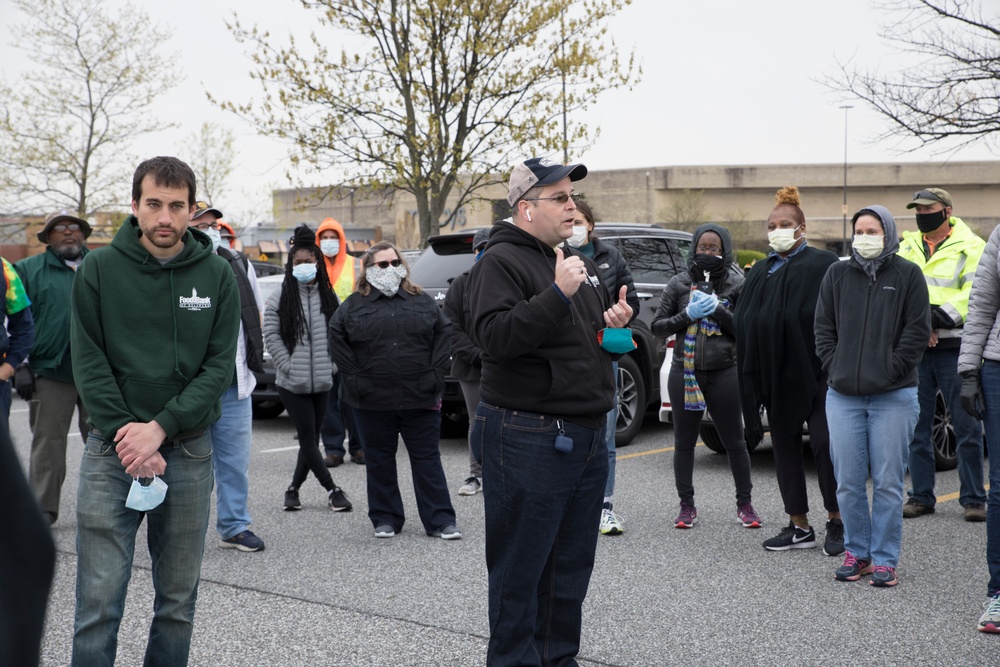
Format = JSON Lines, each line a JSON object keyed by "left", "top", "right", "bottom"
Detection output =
{"left": 191, "top": 200, "right": 224, "bottom": 221}
{"left": 507, "top": 157, "right": 588, "bottom": 207}
{"left": 906, "top": 188, "right": 953, "bottom": 209}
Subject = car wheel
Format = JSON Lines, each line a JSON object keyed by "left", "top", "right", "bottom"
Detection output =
{"left": 933, "top": 388, "right": 957, "bottom": 471}
{"left": 615, "top": 355, "right": 646, "bottom": 447}
{"left": 252, "top": 400, "right": 285, "bottom": 419}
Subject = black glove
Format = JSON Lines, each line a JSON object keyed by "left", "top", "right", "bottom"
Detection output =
{"left": 14, "top": 363, "right": 35, "bottom": 401}
{"left": 960, "top": 369, "right": 985, "bottom": 421}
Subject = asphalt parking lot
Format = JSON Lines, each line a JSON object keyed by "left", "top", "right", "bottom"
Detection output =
{"left": 10, "top": 400, "right": 996, "bottom": 666}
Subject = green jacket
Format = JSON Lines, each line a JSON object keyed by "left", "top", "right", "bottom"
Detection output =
{"left": 15, "top": 246, "right": 89, "bottom": 382}
{"left": 898, "top": 216, "right": 985, "bottom": 344}
{"left": 70, "top": 217, "right": 239, "bottom": 439}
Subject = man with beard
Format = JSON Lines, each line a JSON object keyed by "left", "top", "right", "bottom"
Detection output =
{"left": 15, "top": 211, "right": 93, "bottom": 526}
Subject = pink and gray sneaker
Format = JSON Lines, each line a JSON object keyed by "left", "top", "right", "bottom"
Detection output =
{"left": 674, "top": 502, "right": 697, "bottom": 529}
{"left": 737, "top": 502, "right": 762, "bottom": 528}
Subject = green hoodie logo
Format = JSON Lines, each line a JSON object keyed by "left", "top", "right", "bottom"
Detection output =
{"left": 179, "top": 287, "right": 213, "bottom": 311}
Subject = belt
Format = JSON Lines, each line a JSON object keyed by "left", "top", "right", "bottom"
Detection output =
{"left": 90, "top": 427, "right": 206, "bottom": 445}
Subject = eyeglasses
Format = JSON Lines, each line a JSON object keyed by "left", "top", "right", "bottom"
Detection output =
{"left": 696, "top": 244, "right": 722, "bottom": 254}
{"left": 523, "top": 193, "right": 583, "bottom": 205}
{"left": 52, "top": 223, "right": 81, "bottom": 233}
{"left": 373, "top": 259, "right": 402, "bottom": 269}
{"left": 193, "top": 221, "right": 220, "bottom": 231}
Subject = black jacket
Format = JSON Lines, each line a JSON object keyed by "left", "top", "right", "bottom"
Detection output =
{"left": 442, "top": 270, "right": 482, "bottom": 382}
{"left": 467, "top": 222, "right": 615, "bottom": 429}
{"left": 328, "top": 288, "right": 452, "bottom": 410}
{"left": 651, "top": 223, "right": 742, "bottom": 371}
{"left": 815, "top": 255, "right": 930, "bottom": 396}
{"left": 589, "top": 237, "right": 640, "bottom": 322}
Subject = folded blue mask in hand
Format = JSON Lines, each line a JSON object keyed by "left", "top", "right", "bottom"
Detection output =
{"left": 125, "top": 474, "right": 168, "bottom": 511}
{"left": 598, "top": 327, "right": 637, "bottom": 353}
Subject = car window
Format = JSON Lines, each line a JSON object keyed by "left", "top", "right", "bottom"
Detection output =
{"left": 615, "top": 237, "right": 686, "bottom": 284}
{"left": 409, "top": 250, "right": 475, "bottom": 289}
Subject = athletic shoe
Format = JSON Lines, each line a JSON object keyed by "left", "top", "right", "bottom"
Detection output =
{"left": 964, "top": 504, "right": 987, "bottom": 522}
{"left": 736, "top": 502, "right": 762, "bottom": 528}
{"left": 458, "top": 477, "right": 482, "bottom": 496}
{"left": 834, "top": 552, "right": 873, "bottom": 581}
{"left": 824, "top": 518, "right": 845, "bottom": 556}
{"left": 219, "top": 530, "right": 265, "bottom": 552}
{"left": 762, "top": 522, "right": 816, "bottom": 551}
{"left": 674, "top": 502, "right": 697, "bottom": 529}
{"left": 902, "top": 498, "right": 934, "bottom": 518}
{"left": 600, "top": 502, "right": 625, "bottom": 536}
{"left": 977, "top": 594, "right": 1000, "bottom": 633}
{"left": 374, "top": 524, "right": 396, "bottom": 538}
{"left": 869, "top": 565, "right": 898, "bottom": 587}
{"left": 328, "top": 486, "right": 353, "bottom": 512}
{"left": 283, "top": 485, "right": 301, "bottom": 511}
{"left": 427, "top": 524, "right": 462, "bottom": 540}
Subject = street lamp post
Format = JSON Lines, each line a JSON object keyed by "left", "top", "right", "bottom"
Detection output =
{"left": 840, "top": 105, "right": 853, "bottom": 255}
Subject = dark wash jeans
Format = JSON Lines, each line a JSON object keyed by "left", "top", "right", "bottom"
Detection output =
{"left": 978, "top": 361, "right": 1000, "bottom": 596}
{"left": 473, "top": 402, "right": 608, "bottom": 667}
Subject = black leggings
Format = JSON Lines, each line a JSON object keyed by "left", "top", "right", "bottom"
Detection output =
{"left": 668, "top": 365, "right": 752, "bottom": 506}
{"left": 277, "top": 387, "right": 334, "bottom": 491}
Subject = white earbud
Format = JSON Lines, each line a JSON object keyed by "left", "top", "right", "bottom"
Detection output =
{"left": 526, "top": 210, "right": 532, "bottom": 222}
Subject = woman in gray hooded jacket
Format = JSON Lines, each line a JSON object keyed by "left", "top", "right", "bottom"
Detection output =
{"left": 815, "top": 205, "right": 929, "bottom": 588}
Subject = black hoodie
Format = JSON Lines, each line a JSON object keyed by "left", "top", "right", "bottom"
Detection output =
{"left": 467, "top": 222, "right": 615, "bottom": 429}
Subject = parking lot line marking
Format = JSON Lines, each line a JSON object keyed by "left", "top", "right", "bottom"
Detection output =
{"left": 937, "top": 484, "right": 991, "bottom": 503}
{"left": 617, "top": 442, "right": 706, "bottom": 460}
{"left": 261, "top": 446, "right": 299, "bottom": 453}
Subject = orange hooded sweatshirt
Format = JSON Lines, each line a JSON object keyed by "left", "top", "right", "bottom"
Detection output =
{"left": 316, "top": 218, "right": 355, "bottom": 301}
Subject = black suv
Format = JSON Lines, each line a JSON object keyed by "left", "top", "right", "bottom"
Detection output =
{"left": 409, "top": 222, "right": 692, "bottom": 445}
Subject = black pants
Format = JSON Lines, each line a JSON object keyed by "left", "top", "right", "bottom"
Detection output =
{"left": 769, "top": 380, "right": 839, "bottom": 516}
{"left": 278, "top": 387, "right": 335, "bottom": 492}
{"left": 668, "top": 365, "right": 752, "bottom": 506}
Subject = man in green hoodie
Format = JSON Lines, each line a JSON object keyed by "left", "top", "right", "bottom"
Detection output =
{"left": 69, "top": 156, "right": 240, "bottom": 667}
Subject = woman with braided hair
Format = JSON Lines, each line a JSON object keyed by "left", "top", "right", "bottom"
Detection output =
{"left": 263, "top": 224, "right": 353, "bottom": 512}
{"left": 652, "top": 223, "right": 759, "bottom": 530}
{"left": 734, "top": 186, "right": 843, "bottom": 555}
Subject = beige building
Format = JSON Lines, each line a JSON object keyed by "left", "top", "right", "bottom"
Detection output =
{"left": 273, "top": 161, "right": 1000, "bottom": 252}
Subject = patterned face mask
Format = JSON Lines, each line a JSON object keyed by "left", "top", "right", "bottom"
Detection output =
{"left": 367, "top": 264, "right": 407, "bottom": 297}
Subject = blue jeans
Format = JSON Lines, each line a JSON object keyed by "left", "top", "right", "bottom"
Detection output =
{"left": 605, "top": 361, "right": 618, "bottom": 498}
{"left": 72, "top": 430, "right": 214, "bottom": 667}
{"left": 353, "top": 407, "right": 456, "bottom": 533}
{"left": 908, "top": 347, "right": 985, "bottom": 507}
{"left": 473, "top": 402, "right": 608, "bottom": 667}
{"left": 978, "top": 361, "right": 1000, "bottom": 596}
{"left": 210, "top": 384, "right": 253, "bottom": 540}
{"left": 827, "top": 387, "right": 918, "bottom": 568}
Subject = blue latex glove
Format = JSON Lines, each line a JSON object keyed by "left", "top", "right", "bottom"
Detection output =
{"left": 685, "top": 291, "right": 719, "bottom": 319}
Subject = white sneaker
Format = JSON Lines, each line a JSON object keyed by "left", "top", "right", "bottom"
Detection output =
{"left": 458, "top": 476, "right": 482, "bottom": 496}
{"left": 599, "top": 504, "right": 625, "bottom": 536}
{"left": 979, "top": 594, "right": 1000, "bottom": 633}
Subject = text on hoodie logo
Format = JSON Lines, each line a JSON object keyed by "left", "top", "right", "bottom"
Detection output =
{"left": 179, "top": 287, "right": 212, "bottom": 311}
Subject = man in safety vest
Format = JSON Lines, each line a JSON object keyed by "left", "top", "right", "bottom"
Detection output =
{"left": 898, "top": 188, "right": 987, "bottom": 522}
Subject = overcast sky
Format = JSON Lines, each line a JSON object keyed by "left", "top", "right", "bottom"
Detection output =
{"left": 1, "top": 0, "right": 996, "bottom": 211}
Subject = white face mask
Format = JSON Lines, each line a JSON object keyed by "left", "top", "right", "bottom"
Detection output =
{"left": 767, "top": 226, "right": 801, "bottom": 253}
{"left": 125, "top": 475, "right": 168, "bottom": 511}
{"left": 204, "top": 227, "right": 224, "bottom": 251}
{"left": 320, "top": 239, "right": 340, "bottom": 257}
{"left": 567, "top": 225, "right": 589, "bottom": 248}
{"left": 853, "top": 234, "right": 884, "bottom": 260}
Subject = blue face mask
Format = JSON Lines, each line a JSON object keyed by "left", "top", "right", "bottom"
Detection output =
{"left": 292, "top": 262, "right": 317, "bottom": 283}
{"left": 125, "top": 475, "right": 168, "bottom": 512}
{"left": 320, "top": 239, "right": 340, "bottom": 257}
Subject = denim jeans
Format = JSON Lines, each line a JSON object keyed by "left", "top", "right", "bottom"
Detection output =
{"left": 908, "top": 347, "right": 985, "bottom": 507}
{"left": 72, "top": 430, "right": 214, "bottom": 667}
{"left": 353, "top": 407, "right": 456, "bottom": 533}
{"left": 827, "top": 387, "right": 918, "bottom": 569}
{"left": 604, "top": 361, "right": 618, "bottom": 498}
{"left": 473, "top": 402, "right": 608, "bottom": 667}
{"left": 978, "top": 361, "right": 1000, "bottom": 596}
{"left": 210, "top": 384, "right": 253, "bottom": 540}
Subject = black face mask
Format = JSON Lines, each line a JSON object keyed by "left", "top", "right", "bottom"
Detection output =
{"left": 915, "top": 209, "right": 949, "bottom": 234}
{"left": 692, "top": 253, "right": 725, "bottom": 274}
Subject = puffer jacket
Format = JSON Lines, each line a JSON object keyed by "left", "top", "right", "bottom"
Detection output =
{"left": 651, "top": 223, "right": 743, "bottom": 371}
{"left": 959, "top": 224, "right": 1000, "bottom": 373}
{"left": 263, "top": 280, "right": 336, "bottom": 394}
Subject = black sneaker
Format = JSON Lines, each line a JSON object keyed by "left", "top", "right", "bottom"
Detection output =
{"left": 328, "top": 486, "right": 353, "bottom": 512}
{"left": 824, "top": 518, "right": 845, "bottom": 556}
{"left": 762, "top": 522, "right": 817, "bottom": 551}
{"left": 219, "top": 530, "right": 265, "bottom": 552}
{"left": 284, "top": 486, "right": 301, "bottom": 511}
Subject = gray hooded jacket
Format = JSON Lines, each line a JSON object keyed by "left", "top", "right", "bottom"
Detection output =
{"left": 263, "top": 281, "right": 336, "bottom": 394}
{"left": 959, "top": 223, "right": 1000, "bottom": 374}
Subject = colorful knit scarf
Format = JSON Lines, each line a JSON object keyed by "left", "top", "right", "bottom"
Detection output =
{"left": 682, "top": 295, "right": 730, "bottom": 410}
